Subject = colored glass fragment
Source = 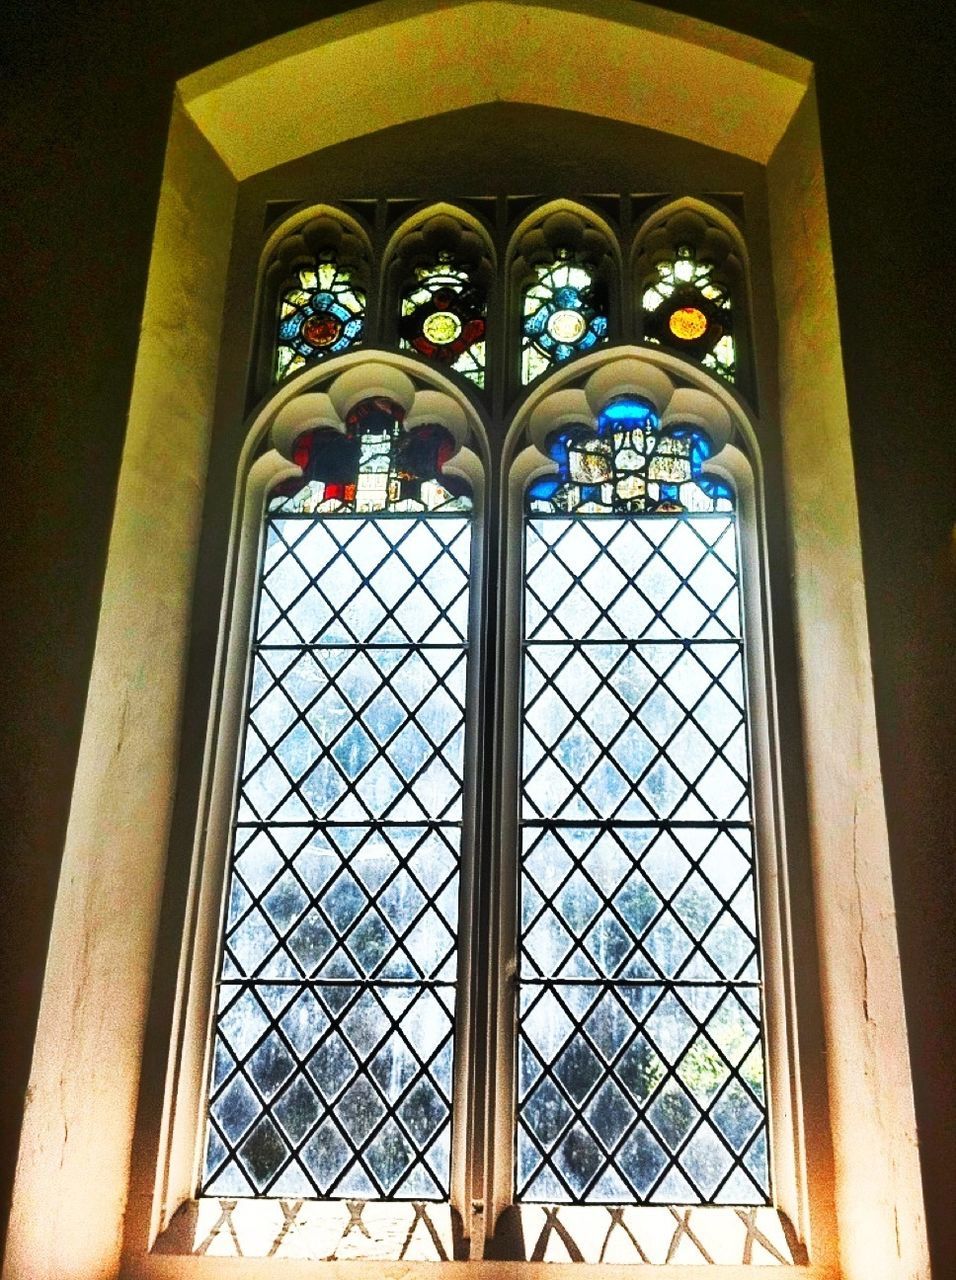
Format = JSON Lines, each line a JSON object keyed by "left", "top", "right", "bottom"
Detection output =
{"left": 399, "top": 257, "right": 487, "bottom": 388}
{"left": 642, "top": 245, "right": 735, "bottom": 382}
{"left": 422, "top": 311, "right": 463, "bottom": 345}
{"left": 275, "top": 261, "right": 366, "bottom": 381}
{"left": 270, "top": 398, "right": 471, "bottom": 516}
{"left": 668, "top": 306, "right": 708, "bottom": 341}
{"left": 521, "top": 253, "right": 609, "bottom": 384}
{"left": 527, "top": 397, "right": 732, "bottom": 516}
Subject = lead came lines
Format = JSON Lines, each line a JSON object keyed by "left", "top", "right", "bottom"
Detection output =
{"left": 516, "top": 511, "right": 770, "bottom": 1207}
{"left": 202, "top": 513, "right": 471, "bottom": 1201}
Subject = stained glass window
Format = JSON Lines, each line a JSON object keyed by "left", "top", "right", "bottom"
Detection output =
{"left": 642, "top": 245, "right": 735, "bottom": 382}
{"left": 275, "top": 259, "right": 366, "bottom": 382}
{"left": 521, "top": 250, "right": 609, "bottom": 385}
{"left": 516, "top": 397, "right": 769, "bottom": 1206}
{"left": 399, "top": 254, "right": 487, "bottom": 388}
{"left": 202, "top": 398, "right": 473, "bottom": 1199}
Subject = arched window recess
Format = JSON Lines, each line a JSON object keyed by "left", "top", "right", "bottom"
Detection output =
{"left": 488, "top": 351, "right": 803, "bottom": 1264}
{"left": 260, "top": 209, "right": 373, "bottom": 391}
{"left": 510, "top": 204, "right": 618, "bottom": 387}
{"left": 634, "top": 202, "right": 749, "bottom": 391}
{"left": 169, "top": 356, "right": 488, "bottom": 1243}
{"left": 386, "top": 207, "right": 494, "bottom": 390}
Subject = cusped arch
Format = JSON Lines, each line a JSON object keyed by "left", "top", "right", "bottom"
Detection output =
{"left": 632, "top": 197, "right": 751, "bottom": 391}
{"left": 508, "top": 200, "right": 621, "bottom": 386}
{"left": 257, "top": 204, "right": 375, "bottom": 390}
{"left": 246, "top": 348, "right": 491, "bottom": 487}
{"left": 383, "top": 204, "right": 496, "bottom": 389}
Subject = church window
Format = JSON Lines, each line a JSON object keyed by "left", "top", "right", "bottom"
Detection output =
{"left": 392, "top": 211, "right": 492, "bottom": 388}
{"left": 635, "top": 207, "right": 744, "bottom": 385}
{"left": 182, "top": 197, "right": 796, "bottom": 1265}
{"left": 517, "top": 396, "right": 768, "bottom": 1206}
{"left": 201, "top": 397, "right": 474, "bottom": 1199}
{"left": 520, "top": 251, "right": 609, "bottom": 384}
{"left": 270, "top": 214, "right": 369, "bottom": 383}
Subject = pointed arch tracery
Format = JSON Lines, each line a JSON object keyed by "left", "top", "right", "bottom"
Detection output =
{"left": 264, "top": 209, "right": 373, "bottom": 386}
{"left": 510, "top": 204, "right": 618, "bottom": 386}
{"left": 200, "top": 357, "right": 486, "bottom": 1203}
{"left": 633, "top": 202, "right": 747, "bottom": 386}
{"left": 386, "top": 207, "right": 494, "bottom": 389}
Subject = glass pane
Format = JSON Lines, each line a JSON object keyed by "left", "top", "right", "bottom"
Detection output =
{"left": 400, "top": 254, "right": 487, "bottom": 388}
{"left": 521, "top": 252, "right": 608, "bottom": 384}
{"left": 641, "top": 244, "right": 736, "bottom": 383}
{"left": 275, "top": 260, "right": 366, "bottom": 382}
{"left": 516, "top": 432, "right": 769, "bottom": 1206}
{"left": 203, "top": 411, "right": 472, "bottom": 1200}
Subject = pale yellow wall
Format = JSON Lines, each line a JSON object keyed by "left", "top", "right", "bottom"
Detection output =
{"left": 180, "top": 0, "right": 808, "bottom": 179}
{"left": 767, "top": 91, "right": 928, "bottom": 1280}
{"left": 2, "top": 102, "right": 237, "bottom": 1280}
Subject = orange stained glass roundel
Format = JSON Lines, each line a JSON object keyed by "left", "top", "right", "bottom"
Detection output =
{"left": 668, "top": 306, "right": 709, "bottom": 341}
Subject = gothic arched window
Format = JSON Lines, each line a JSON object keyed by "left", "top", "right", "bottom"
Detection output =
{"left": 201, "top": 392, "right": 476, "bottom": 1200}
{"left": 517, "top": 395, "right": 767, "bottom": 1207}
{"left": 391, "top": 211, "right": 492, "bottom": 388}
{"left": 513, "top": 208, "right": 614, "bottom": 385}
{"left": 177, "top": 198, "right": 800, "bottom": 1268}
{"left": 635, "top": 206, "right": 745, "bottom": 385}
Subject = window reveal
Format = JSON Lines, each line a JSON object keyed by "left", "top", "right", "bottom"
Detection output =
{"left": 516, "top": 398, "right": 769, "bottom": 1204}
{"left": 201, "top": 399, "right": 473, "bottom": 1199}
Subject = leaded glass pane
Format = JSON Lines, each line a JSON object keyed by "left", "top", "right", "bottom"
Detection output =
{"left": 516, "top": 399, "right": 768, "bottom": 1206}
{"left": 642, "top": 245, "right": 736, "bottom": 382}
{"left": 275, "top": 260, "right": 366, "bottom": 382}
{"left": 203, "top": 401, "right": 472, "bottom": 1200}
{"left": 521, "top": 251, "right": 608, "bottom": 385}
{"left": 399, "top": 254, "right": 487, "bottom": 388}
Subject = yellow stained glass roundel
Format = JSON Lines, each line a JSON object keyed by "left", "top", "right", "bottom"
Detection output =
{"left": 422, "top": 310, "right": 462, "bottom": 345}
{"left": 668, "top": 306, "right": 709, "bottom": 341}
{"left": 547, "top": 308, "right": 588, "bottom": 344}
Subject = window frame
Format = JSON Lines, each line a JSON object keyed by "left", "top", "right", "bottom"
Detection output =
{"left": 485, "top": 351, "right": 806, "bottom": 1248}
{"left": 157, "top": 355, "right": 492, "bottom": 1240}
{"left": 153, "top": 347, "right": 807, "bottom": 1271}
{"left": 149, "top": 193, "right": 810, "bottom": 1270}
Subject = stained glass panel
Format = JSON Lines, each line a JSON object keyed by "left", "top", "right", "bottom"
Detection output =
{"left": 521, "top": 251, "right": 608, "bottom": 385}
{"left": 642, "top": 245, "right": 735, "bottom": 382}
{"left": 202, "top": 402, "right": 472, "bottom": 1200}
{"left": 399, "top": 255, "right": 487, "bottom": 388}
{"left": 527, "top": 397, "right": 734, "bottom": 516}
{"left": 516, "top": 403, "right": 768, "bottom": 1207}
{"left": 275, "top": 260, "right": 366, "bottom": 382}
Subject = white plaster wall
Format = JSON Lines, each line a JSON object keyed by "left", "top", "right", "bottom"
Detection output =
{"left": 767, "top": 92, "right": 929, "bottom": 1280}
{"left": 2, "top": 102, "right": 237, "bottom": 1280}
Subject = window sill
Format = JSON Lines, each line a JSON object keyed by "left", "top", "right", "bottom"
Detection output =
{"left": 149, "top": 1199, "right": 809, "bottom": 1267}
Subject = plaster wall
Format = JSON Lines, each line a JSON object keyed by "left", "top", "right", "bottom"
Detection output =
{"left": 767, "top": 93, "right": 926, "bottom": 1280}
{"left": 1, "top": 104, "right": 236, "bottom": 1280}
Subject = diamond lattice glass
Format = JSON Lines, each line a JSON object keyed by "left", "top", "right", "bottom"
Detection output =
{"left": 202, "top": 508, "right": 471, "bottom": 1199}
{"left": 516, "top": 506, "right": 770, "bottom": 1206}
